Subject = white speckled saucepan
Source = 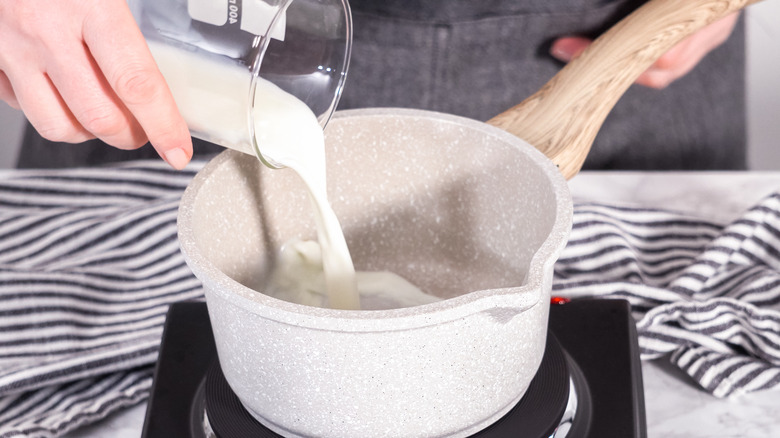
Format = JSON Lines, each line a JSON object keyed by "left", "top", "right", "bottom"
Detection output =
{"left": 177, "top": 1, "right": 758, "bottom": 436}
{"left": 177, "top": 108, "right": 572, "bottom": 437}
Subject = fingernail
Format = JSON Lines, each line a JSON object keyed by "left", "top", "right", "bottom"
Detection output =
{"left": 163, "top": 148, "right": 190, "bottom": 170}
{"left": 550, "top": 37, "right": 591, "bottom": 63}
{"left": 550, "top": 45, "right": 572, "bottom": 62}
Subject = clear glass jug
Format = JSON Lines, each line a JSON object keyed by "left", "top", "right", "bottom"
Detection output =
{"left": 129, "top": 0, "right": 351, "bottom": 163}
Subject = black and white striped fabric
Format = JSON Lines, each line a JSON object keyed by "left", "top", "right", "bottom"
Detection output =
{"left": 0, "top": 161, "right": 204, "bottom": 437}
{"left": 0, "top": 161, "right": 778, "bottom": 436}
{"left": 554, "top": 197, "right": 780, "bottom": 397}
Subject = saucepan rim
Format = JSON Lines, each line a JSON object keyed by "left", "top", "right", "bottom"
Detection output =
{"left": 177, "top": 108, "right": 573, "bottom": 331}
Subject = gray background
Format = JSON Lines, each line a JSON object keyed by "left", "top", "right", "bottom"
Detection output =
{"left": 1, "top": 3, "right": 779, "bottom": 170}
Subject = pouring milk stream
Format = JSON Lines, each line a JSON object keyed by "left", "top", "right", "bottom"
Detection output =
{"left": 148, "top": 41, "right": 437, "bottom": 311}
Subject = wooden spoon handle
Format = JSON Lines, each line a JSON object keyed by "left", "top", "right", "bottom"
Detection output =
{"left": 487, "top": 0, "right": 760, "bottom": 180}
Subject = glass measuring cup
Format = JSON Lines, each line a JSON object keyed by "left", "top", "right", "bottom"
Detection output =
{"left": 129, "top": 0, "right": 351, "bottom": 165}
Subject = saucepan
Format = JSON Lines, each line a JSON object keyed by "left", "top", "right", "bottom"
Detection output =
{"left": 177, "top": 0, "right": 757, "bottom": 436}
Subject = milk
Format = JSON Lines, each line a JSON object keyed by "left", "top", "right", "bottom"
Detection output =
{"left": 146, "top": 41, "right": 257, "bottom": 156}
{"left": 265, "top": 240, "right": 441, "bottom": 309}
{"left": 149, "top": 41, "right": 436, "bottom": 310}
{"left": 250, "top": 78, "right": 361, "bottom": 310}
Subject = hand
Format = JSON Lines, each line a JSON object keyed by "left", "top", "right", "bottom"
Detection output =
{"left": 550, "top": 12, "right": 741, "bottom": 90}
{"left": 0, "top": 0, "right": 192, "bottom": 169}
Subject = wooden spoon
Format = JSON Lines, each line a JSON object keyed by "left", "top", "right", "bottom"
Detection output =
{"left": 487, "top": 0, "right": 761, "bottom": 180}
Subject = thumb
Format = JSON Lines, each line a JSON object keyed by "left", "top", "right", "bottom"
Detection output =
{"left": 550, "top": 36, "right": 592, "bottom": 63}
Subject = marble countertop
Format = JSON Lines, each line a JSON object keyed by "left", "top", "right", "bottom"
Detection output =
{"left": 63, "top": 171, "right": 780, "bottom": 438}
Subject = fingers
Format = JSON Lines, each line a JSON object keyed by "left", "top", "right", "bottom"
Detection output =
{"left": 0, "top": 1, "right": 95, "bottom": 145}
{"left": 82, "top": 1, "right": 192, "bottom": 169}
{"left": 550, "top": 12, "right": 740, "bottom": 90}
{"left": 0, "top": 0, "right": 191, "bottom": 169}
{"left": 635, "top": 12, "right": 740, "bottom": 89}
{"left": 0, "top": 70, "right": 20, "bottom": 109}
{"left": 10, "top": 69, "right": 94, "bottom": 144}
{"left": 46, "top": 39, "right": 148, "bottom": 150}
{"left": 550, "top": 36, "right": 591, "bottom": 63}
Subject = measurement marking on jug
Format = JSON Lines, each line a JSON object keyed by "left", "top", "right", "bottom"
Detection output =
{"left": 228, "top": 0, "right": 238, "bottom": 24}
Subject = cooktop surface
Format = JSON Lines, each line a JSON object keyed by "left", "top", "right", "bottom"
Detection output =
{"left": 141, "top": 299, "right": 646, "bottom": 438}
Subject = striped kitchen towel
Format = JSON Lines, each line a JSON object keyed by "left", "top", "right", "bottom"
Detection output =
{"left": 0, "top": 161, "right": 205, "bottom": 437}
{"left": 0, "top": 161, "right": 778, "bottom": 436}
{"left": 554, "top": 198, "right": 780, "bottom": 397}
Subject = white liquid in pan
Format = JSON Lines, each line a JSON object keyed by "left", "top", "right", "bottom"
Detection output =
{"left": 150, "top": 42, "right": 437, "bottom": 310}
{"left": 250, "top": 77, "right": 362, "bottom": 310}
{"left": 264, "top": 240, "right": 441, "bottom": 310}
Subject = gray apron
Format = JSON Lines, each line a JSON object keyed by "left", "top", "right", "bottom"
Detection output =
{"left": 17, "top": 0, "right": 746, "bottom": 170}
